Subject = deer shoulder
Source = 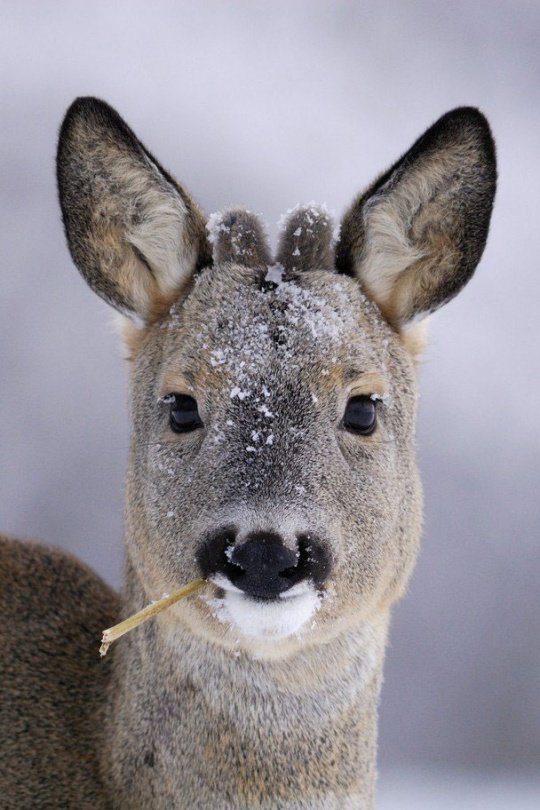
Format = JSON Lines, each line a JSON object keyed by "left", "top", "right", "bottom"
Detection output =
{"left": 0, "top": 535, "right": 119, "bottom": 808}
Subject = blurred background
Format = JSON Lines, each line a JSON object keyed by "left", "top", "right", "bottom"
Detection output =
{"left": 1, "top": 1, "right": 539, "bottom": 805}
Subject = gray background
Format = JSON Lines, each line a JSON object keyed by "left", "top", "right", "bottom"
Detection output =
{"left": 1, "top": 0, "right": 539, "bottom": 802}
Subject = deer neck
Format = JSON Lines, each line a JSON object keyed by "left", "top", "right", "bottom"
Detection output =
{"left": 103, "top": 557, "right": 388, "bottom": 810}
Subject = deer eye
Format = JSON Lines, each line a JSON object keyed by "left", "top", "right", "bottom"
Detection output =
{"left": 167, "top": 394, "right": 203, "bottom": 433}
{"left": 343, "top": 396, "right": 377, "bottom": 435}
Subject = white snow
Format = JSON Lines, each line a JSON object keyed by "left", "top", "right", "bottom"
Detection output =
{"left": 230, "top": 386, "right": 249, "bottom": 400}
{"left": 210, "top": 348, "right": 227, "bottom": 366}
{"left": 206, "top": 210, "right": 230, "bottom": 245}
{"left": 257, "top": 403, "right": 274, "bottom": 418}
{"left": 265, "top": 264, "right": 284, "bottom": 285}
{"left": 158, "top": 394, "right": 175, "bottom": 404}
{"left": 277, "top": 202, "right": 340, "bottom": 242}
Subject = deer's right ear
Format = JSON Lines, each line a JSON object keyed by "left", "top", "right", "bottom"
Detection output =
{"left": 336, "top": 108, "right": 496, "bottom": 330}
{"left": 57, "top": 97, "right": 211, "bottom": 322}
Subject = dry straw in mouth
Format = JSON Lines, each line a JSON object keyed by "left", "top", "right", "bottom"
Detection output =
{"left": 99, "top": 579, "right": 207, "bottom": 657}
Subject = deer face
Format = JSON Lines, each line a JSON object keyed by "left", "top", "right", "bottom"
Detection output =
{"left": 57, "top": 99, "right": 495, "bottom": 655}
{"left": 127, "top": 252, "right": 420, "bottom": 649}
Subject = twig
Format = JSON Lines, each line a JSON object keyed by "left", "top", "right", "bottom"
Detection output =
{"left": 99, "top": 579, "right": 207, "bottom": 657}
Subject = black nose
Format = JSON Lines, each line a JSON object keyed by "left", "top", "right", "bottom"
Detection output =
{"left": 197, "top": 528, "right": 331, "bottom": 600}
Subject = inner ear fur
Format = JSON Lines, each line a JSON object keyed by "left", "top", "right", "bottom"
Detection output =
{"left": 336, "top": 107, "right": 497, "bottom": 329}
{"left": 57, "top": 97, "right": 211, "bottom": 321}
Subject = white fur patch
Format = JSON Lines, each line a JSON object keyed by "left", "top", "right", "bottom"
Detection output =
{"left": 208, "top": 578, "right": 321, "bottom": 639}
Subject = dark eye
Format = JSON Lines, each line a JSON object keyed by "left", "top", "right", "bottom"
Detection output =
{"left": 168, "top": 394, "right": 203, "bottom": 433}
{"left": 343, "top": 396, "right": 377, "bottom": 435}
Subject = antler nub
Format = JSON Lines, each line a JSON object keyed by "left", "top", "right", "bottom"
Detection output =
{"left": 207, "top": 208, "right": 271, "bottom": 267}
{"left": 276, "top": 204, "right": 337, "bottom": 275}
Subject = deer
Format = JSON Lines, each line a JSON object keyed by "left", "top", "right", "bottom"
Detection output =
{"left": 0, "top": 98, "right": 496, "bottom": 809}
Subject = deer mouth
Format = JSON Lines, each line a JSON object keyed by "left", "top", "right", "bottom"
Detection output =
{"left": 206, "top": 575, "right": 322, "bottom": 639}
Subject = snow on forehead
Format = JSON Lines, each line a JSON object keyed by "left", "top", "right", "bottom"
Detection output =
{"left": 180, "top": 266, "right": 362, "bottom": 376}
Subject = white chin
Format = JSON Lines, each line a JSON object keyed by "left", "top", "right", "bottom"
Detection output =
{"left": 212, "top": 583, "right": 321, "bottom": 639}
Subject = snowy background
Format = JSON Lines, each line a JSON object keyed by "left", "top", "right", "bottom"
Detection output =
{"left": 1, "top": 1, "right": 539, "bottom": 804}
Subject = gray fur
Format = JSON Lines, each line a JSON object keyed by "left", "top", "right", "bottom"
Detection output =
{"left": 1, "top": 99, "right": 496, "bottom": 808}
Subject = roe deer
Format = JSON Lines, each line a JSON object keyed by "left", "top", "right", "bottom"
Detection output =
{"left": 0, "top": 98, "right": 496, "bottom": 809}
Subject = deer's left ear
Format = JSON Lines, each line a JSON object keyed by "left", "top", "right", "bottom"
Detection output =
{"left": 336, "top": 108, "right": 496, "bottom": 329}
{"left": 57, "top": 97, "right": 211, "bottom": 322}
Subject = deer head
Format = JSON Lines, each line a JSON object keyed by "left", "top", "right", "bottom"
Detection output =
{"left": 57, "top": 98, "right": 495, "bottom": 657}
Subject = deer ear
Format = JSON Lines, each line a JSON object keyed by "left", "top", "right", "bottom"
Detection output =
{"left": 57, "top": 97, "right": 211, "bottom": 321}
{"left": 336, "top": 108, "right": 496, "bottom": 329}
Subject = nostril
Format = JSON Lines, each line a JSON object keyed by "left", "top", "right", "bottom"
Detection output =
{"left": 279, "top": 544, "right": 306, "bottom": 585}
{"left": 280, "top": 537, "right": 316, "bottom": 583}
{"left": 294, "top": 533, "right": 331, "bottom": 587}
{"left": 197, "top": 526, "right": 240, "bottom": 581}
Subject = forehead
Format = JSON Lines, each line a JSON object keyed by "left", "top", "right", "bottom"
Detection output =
{"left": 161, "top": 265, "right": 394, "bottom": 387}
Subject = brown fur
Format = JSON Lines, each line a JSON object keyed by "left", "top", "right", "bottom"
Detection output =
{"left": 209, "top": 207, "right": 272, "bottom": 268}
{"left": 57, "top": 97, "right": 210, "bottom": 319}
{"left": 0, "top": 536, "right": 119, "bottom": 809}
{"left": 1, "top": 99, "right": 496, "bottom": 808}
